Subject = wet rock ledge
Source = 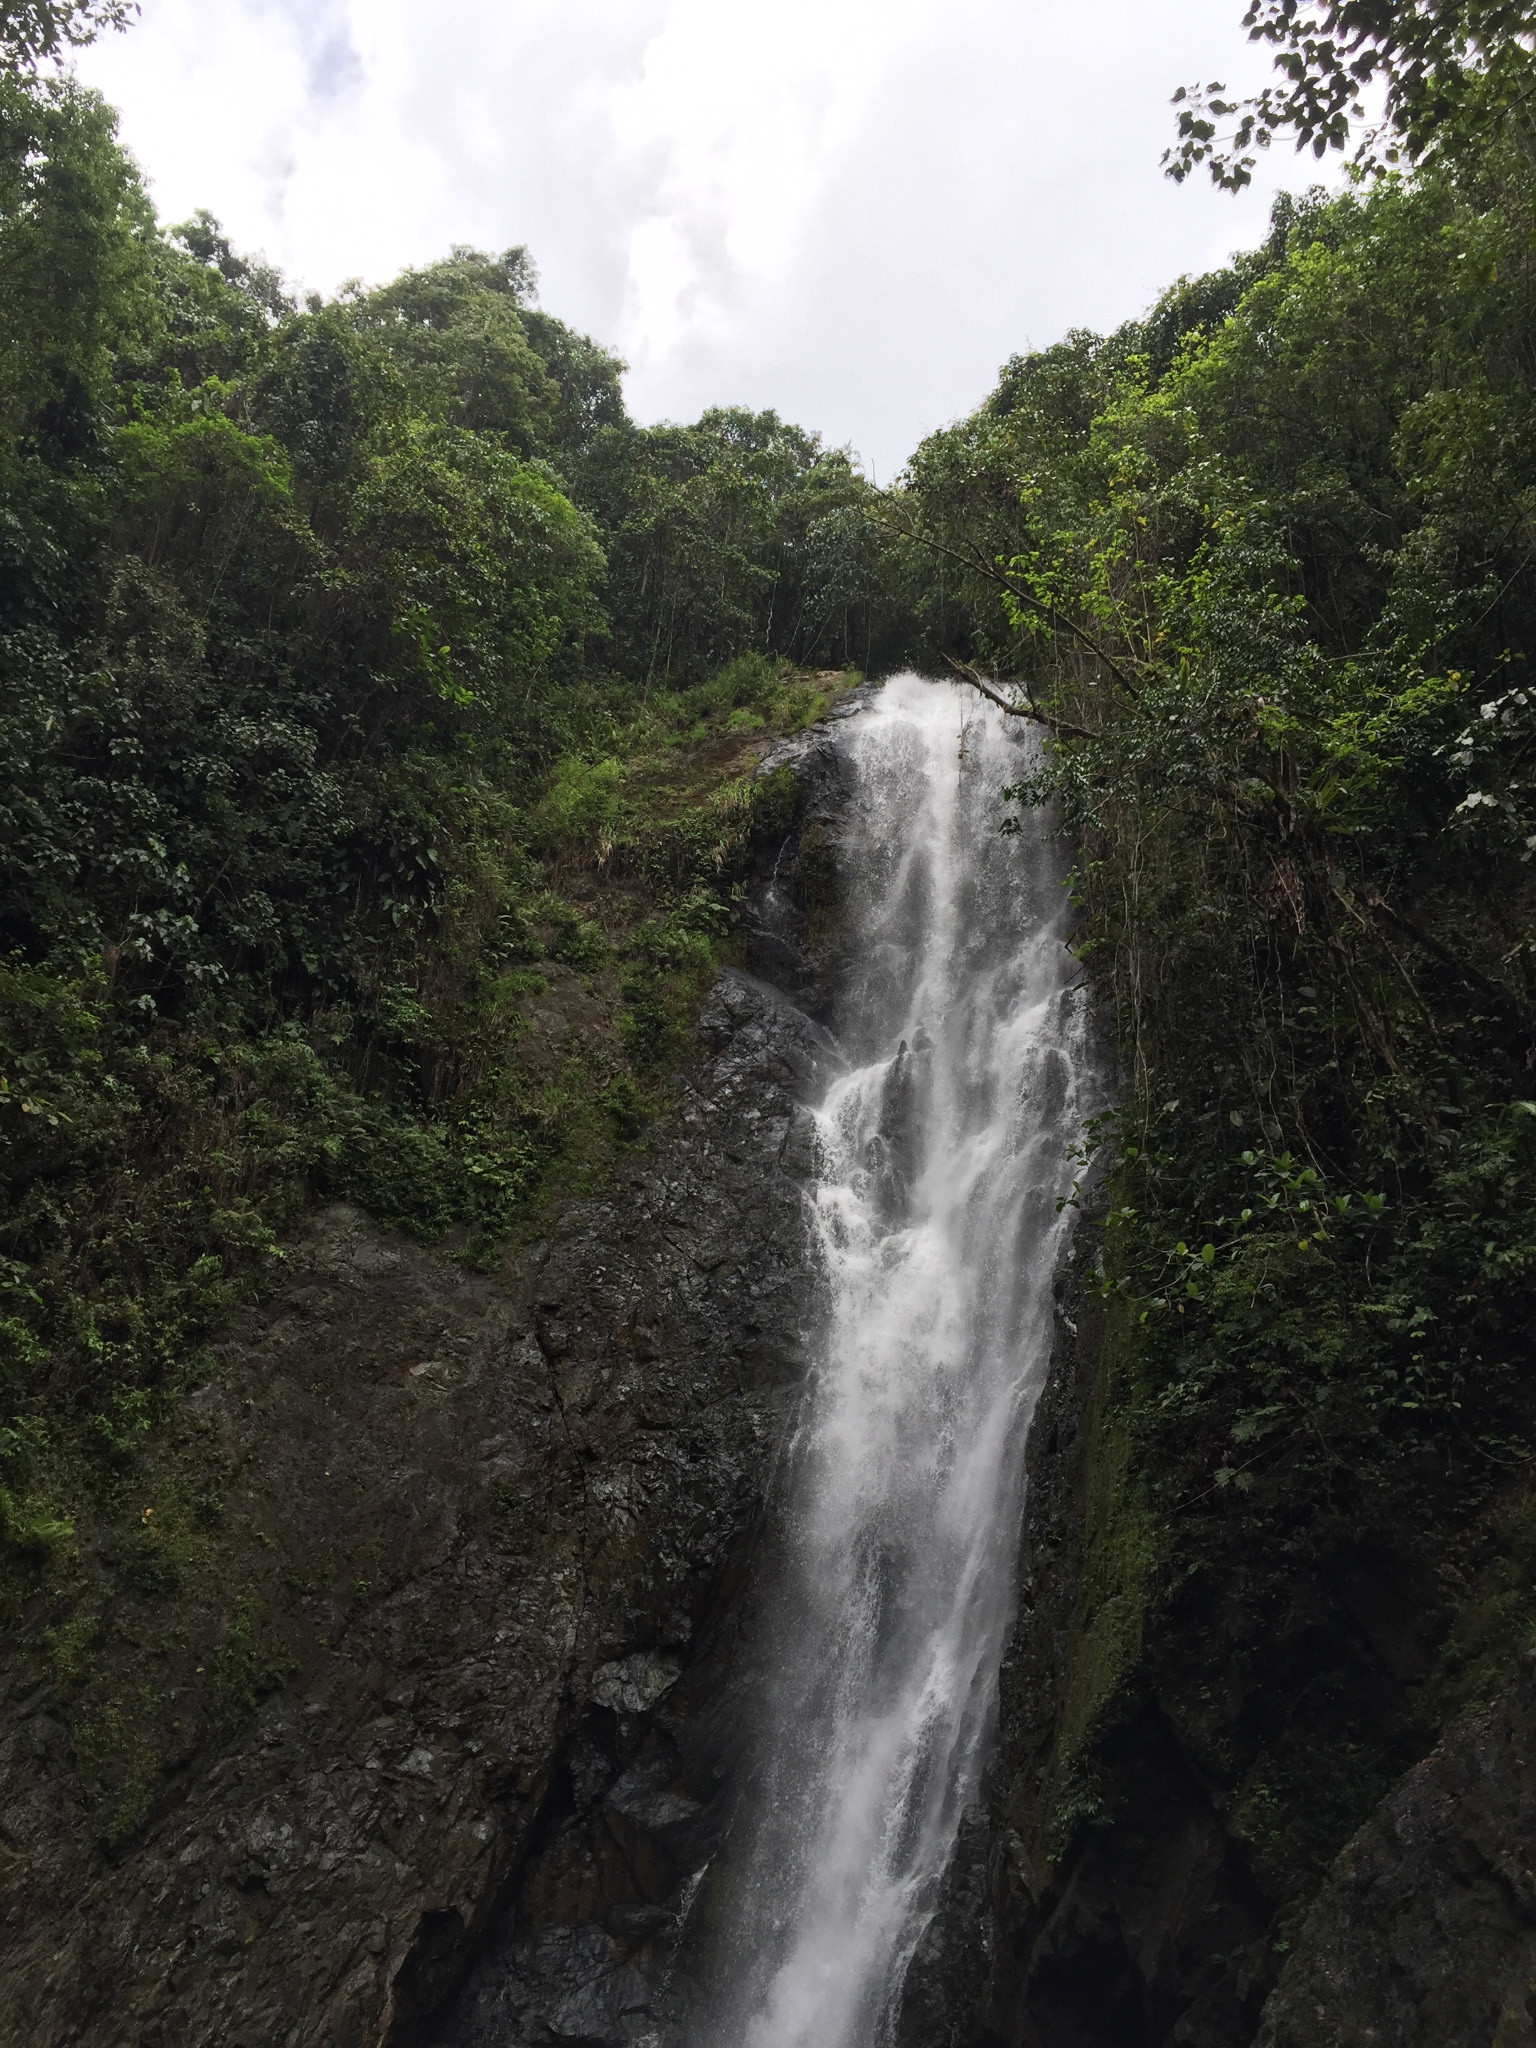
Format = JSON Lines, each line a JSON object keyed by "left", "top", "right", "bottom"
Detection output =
{"left": 0, "top": 708, "right": 870, "bottom": 2048}
{"left": 894, "top": 1186, "right": 1536, "bottom": 2048}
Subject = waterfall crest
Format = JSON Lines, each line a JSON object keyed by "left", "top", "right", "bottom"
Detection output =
{"left": 697, "top": 674, "right": 1088, "bottom": 2048}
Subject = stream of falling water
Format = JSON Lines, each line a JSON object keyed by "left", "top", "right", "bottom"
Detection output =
{"left": 697, "top": 674, "right": 1087, "bottom": 2048}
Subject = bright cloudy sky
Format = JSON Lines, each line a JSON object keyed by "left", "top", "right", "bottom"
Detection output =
{"left": 75, "top": 0, "right": 1338, "bottom": 478}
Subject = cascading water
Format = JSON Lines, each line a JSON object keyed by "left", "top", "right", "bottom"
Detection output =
{"left": 695, "top": 674, "right": 1088, "bottom": 2048}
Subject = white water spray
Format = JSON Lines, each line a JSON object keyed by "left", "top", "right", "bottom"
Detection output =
{"left": 700, "top": 675, "right": 1087, "bottom": 2048}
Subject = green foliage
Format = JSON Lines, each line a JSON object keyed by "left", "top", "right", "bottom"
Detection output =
{"left": 1430, "top": 1487, "right": 1536, "bottom": 1710}
{"left": 0, "top": 54, "right": 879, "bottom": 1699}
{"left": 0, "top": 1480, "right": 72, "bottom": 1564}
{"left": 0, "top": 0, "right": 134, "bottom": 74}
{"left": 44, "top": 1603, "right": 97, "bottom": 1688}
{"left": 586, "top": 405, "right": 911, "bottom": 684}
{"left": 71, "top": 1680, "right": 159, "bottom": 1843}
{"left": 909, "top": 154, "right": 1536, "bottom": 1910}
{"left": 0, "top": 69, "right": 154, "bottom": 445}
{"left": 348, "top": 244, "right": 556, "bottom": 455}
{"left": 1168, "top": 0, "right": 1536, "bottom": 190}
{"left": 532, "top": 755, "right": 625, "bottom": 849}
{"left": 1056, "top": 1276, "right": 1158, "bottom": 1770}
{"left": 209, "top": 1590, "right": 294, "bottom": 1734}
{"left": 619, "top": 890, "right": 731, "bottom": 1070}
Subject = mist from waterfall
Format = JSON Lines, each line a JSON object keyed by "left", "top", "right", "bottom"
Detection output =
{"left": 696, "top": 674, "right": 1088, "bottom": 2048}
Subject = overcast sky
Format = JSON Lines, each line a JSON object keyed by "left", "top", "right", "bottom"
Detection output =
{"left": 75, "top": 0, "right": 1337, "bottom": 478}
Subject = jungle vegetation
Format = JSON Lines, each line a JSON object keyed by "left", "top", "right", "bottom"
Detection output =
{"left": 5, "top": 0, "right": 1536, "bottom": 1933}
{"left": 0, "top": 29, "right": 920, "bottom": 1612}
{"left": 899, "top": 0, "right": 1536, "bottom": 1954}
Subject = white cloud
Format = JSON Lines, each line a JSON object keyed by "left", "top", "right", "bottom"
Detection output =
{"left": 76, "top": 0, "right": 1341, "bottom": 475}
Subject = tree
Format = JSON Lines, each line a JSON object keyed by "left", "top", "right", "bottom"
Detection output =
{"left": 1167, "top": 0, "right": 1536, "bottom": 189}
{"left": 902, "top": 171, "right": 1536, "bottom": 1988}
{"left": 0, "top": 0, "right": 135, "bottom": 73}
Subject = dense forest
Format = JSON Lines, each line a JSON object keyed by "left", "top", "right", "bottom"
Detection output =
{"left": 904, "top": 52, "right": 1536, "bottom": 1989}
{"left": 0, "top": 45, "right": 928, "bottom": 1626}
{"left": 4, "top": 0, "right": 1536, "bottom": 2024}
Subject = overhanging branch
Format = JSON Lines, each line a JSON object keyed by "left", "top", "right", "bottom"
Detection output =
{"left": 944, "top": 657, "right": 1096, "bottom": 741}
{"left": 881, "top": 511, "right": 1143, "bottom": 700}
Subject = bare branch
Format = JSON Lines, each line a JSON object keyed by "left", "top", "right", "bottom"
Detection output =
{"left": 943, "top": 657, "right": 1096, "bottom": 741}
{"left": 1365, "top": 891, "right": 1530, "bottom": 1017}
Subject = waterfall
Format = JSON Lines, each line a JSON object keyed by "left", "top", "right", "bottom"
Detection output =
{"left": 696, "top": 674, "right": 1087, "bottom": 2048}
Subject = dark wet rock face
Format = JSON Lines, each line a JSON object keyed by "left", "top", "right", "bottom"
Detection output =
{"left": 891, "top": 1178, "right": 1536, "bottom": 2048}
{"left": 891, "top": 1205, "right": 1274, "bottom": 2048}
{"left": 0, "top": 709, "right": 864, "bottom": 2048}
{"left": 427, "top": 709, "right": 873, "bottom": 2048}
{"left": 428, "top": 976, "right": 836, "bottom": 2048}
{"left": 0, "top": 972, "right": 835, "bottom": 2048}
{"left": 1255, "top": 1664, "right": 1536, "bottom": 2048}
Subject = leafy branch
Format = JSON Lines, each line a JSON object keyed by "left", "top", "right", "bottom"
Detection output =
{"left": 0, "top": 0, "right": 136, "bottom": 71}
{"left": 879, "top": 509, "right": 1144, "bottom": 699}
{"left": 1166, "top": 0, "right": 1536, "bottom": 189}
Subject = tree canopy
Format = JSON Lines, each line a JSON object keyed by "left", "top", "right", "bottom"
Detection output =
{"left": 1168, "top": 0, "right": 1536, "bottom": 187}
{"left": 902, "top": 121, "right": 1536, "bottom": 1972}
{"left": 0, "top": 0, "right": 134, "bottom": 71}
{"left": 0, "top": 63, "right": 905, "bottom": 1646}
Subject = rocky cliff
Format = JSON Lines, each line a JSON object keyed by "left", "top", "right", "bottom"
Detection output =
{"left": 895, "top": 1198, "right": 1536, "bottom": 2048}
{"left": 1256, "top": 1662, "right": 1536, "bottom": 2048}
{"left": 0, "top": 702, "right": 873, "bottom": 2048}
{"left": 10, "top": 674, "right": 1528, "bottom": 2048}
